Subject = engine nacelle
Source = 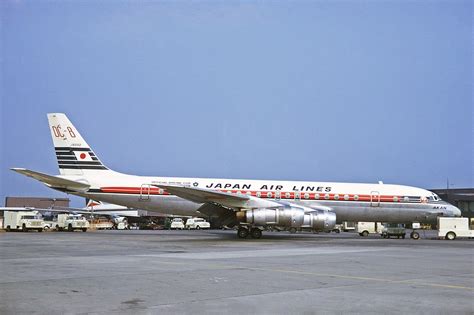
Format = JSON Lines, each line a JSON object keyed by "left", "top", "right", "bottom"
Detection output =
{"left": 240, "top": 207, "right": 305, "bottom": 228}
{"left": 237, "top": 207, "right": 336, "bottom": 231}
{"left": 302, "top": 210, "right": 336, "bottom": 231}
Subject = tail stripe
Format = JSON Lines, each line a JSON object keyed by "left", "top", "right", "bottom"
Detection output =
{"left": 58, "top": 165, "right": 108, "bottom": 170}
{"left": 55, "top": 147, "right": 108, "bottom": 170}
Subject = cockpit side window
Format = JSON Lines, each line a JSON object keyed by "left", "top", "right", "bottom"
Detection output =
{"left": 429, "top": 193, "right": 440, "bottom": 202}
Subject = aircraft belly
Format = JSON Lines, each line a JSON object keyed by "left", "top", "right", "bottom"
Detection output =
{"left": 300, "top": 201, "right": 438, "bottom": 223}
{"left": 84, "top": 193, "right": 201, "bottom": 216}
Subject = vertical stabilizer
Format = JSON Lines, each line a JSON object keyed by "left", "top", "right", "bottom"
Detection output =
{"left": 47, "top": 113, "right": 108, "bottom": 175}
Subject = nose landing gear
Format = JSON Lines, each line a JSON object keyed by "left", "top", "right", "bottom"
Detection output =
{"left": 410, "top": 231, "right": 420, "bottom": 240}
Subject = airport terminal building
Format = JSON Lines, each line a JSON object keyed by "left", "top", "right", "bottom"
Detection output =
{"left": 430, "top": 188, "right": 474, "bottom": 219}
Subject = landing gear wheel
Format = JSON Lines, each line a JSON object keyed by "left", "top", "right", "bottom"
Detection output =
{"left": 410, "top": 231, "right": 420, "bottom": 240}
{"left": 237, "top": 227, "right": 249, "bottom": 239}
{"left": 289, "top": 227, "right": 297, "bottom": 234}
{"left": 250, "top": 228, "right": 262, "bottom": 239}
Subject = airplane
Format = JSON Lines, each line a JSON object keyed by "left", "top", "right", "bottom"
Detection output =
{"left": 85, "top": 199, "right": 141, "bottom": 217}
{"left": 11, "top": 113, "right": 462, "bottom": 239}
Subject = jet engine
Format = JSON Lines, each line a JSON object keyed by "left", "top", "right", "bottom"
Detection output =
{"left": 237, "top": 206, "right": 336, "bottom": 231}
{"left": 301, "top": 210, "right": 336, "bottom": 231}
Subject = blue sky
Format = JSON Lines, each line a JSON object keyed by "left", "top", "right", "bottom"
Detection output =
{"left": 1, "top": 0, "right": 472, "bottom": 207}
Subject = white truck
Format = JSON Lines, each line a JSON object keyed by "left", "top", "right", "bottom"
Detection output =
{"left": 4, "top": 211, "right": 45, "bottom": 232}
{"left": 341, "top": 221, "right": 356, "bottom": 232}
{"left": 55, "top": 214, "right": 89, "bottom": 232}
{"left": 438, "top": 217, "right": 474, "bottom": 240}
{"left": 356, "top": 222, "right": 384, "bottom": 236}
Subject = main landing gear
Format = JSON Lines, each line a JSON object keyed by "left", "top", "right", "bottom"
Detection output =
{"left": 237, "top": 226, "right": 263, "bottom": 239}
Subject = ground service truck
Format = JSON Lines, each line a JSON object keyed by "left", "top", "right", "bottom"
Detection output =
{"left": 356, "top": 222, "right": 384, "bottom": 236}
{"left": 4, "top": 211, "right": 45, "bottom": 232}
{"left": 55, "top": 214, "right": 89, "bottom": 232}
{"left": 438, "top": 217, "right": 474, "bottom": 240}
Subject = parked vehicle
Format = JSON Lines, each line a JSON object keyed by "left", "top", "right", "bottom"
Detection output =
{"left": 438, "top": 217, "right": 474, "bottom": 240}
{"left": 341, "top": 221, "right": 356, "bottom": 232}
{"left": 185, "top": 218, "right": 211, "bottom": 230}
{"left": 112, "top": 216, "right": 128, "bottom": 230}
{"left": 55, "top": 214, "right": 89, "bottom": 232}
{"left": 170, "top": 218, "right": 185, "bottom": 230}
{"left": 356, "top": 222, "right": 384, "bottom": 236}
{"left": 331, "top": 224, "right": 343, "bottom": 233}
{"left": 90, "top": 218, "right": 114, "bottom": 230}
{"left": 381, "top": 223, "right": 406, "bottom": 239}
{"left": 43, "top": 221, "right": 54, "bottom": 230}
{"left": 3, "top": 211, "right": 45, "bottom": 232}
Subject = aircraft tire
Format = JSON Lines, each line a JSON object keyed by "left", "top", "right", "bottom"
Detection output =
{"left": 250, "top": 228, "right": 262, "bottom": 239}
{"left": 410, "top": 231, "right": 420, "bottom": 240}
{"left": 237, "top": 227, "right": 249, "bottom": 239}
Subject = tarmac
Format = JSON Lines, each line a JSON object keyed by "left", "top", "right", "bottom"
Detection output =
{"left": 0, "top": 229, "right": 473, "bottom": 314}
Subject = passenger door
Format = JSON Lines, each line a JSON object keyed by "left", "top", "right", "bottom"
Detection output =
{"left": 140, "top": 184, "right": 151, "bottom": 201}
{"left": 370, "top": 191, "right": 380, "bottom": 207}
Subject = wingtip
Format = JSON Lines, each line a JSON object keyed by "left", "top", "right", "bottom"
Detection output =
{"left": 10, "top": 167, "right": 26, "bottom": 172}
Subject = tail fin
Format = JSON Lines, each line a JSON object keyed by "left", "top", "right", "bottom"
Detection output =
{"left": 86, "top": 199, "right": 103, "bottom": 208}
{"left": 48, "top": 113, "right": 109, "bottom": 175}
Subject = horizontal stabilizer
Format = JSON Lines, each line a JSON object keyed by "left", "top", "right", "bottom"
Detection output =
{"left": 11, "top": 168, "right": 90, "bottom": 192}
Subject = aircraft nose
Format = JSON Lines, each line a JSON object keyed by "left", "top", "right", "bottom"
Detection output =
{"left": 452, "top": 206, "right": 462, "bottom": 217}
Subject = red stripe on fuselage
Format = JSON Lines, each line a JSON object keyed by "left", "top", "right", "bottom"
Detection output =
{"left": 98, "top": 187, "right": 407, "bottom": 203}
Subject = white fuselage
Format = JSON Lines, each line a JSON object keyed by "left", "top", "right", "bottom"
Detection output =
{"left": 61, "top": 170, "right": 460, "bottom": 224}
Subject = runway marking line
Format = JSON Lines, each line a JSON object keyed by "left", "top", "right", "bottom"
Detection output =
{"left": 147, "top": 259, "right": 474, "bottom": 291}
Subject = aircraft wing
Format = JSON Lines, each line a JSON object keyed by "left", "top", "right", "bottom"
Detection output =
{"left": 11, "top": 168, "right": 90, "bottom": 192}
{"left": 153, "top": 184, "right": 282, "bottom": 209}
